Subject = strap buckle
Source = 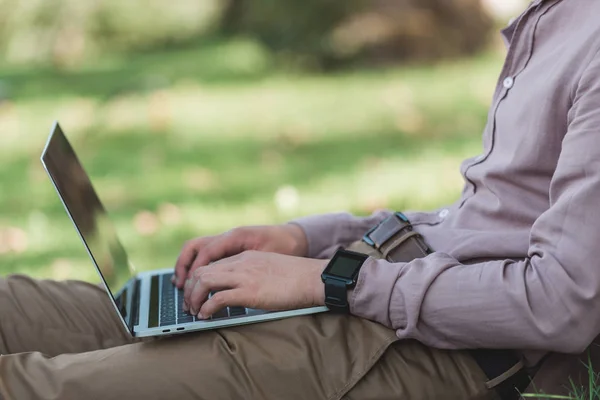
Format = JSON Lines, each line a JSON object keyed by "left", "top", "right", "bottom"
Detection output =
{"left": 362, "top": 212, "right": 410, "bottom": 249}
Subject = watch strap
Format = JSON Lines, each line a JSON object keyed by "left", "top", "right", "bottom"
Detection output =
{"left": 362, "top": 212, "right": 431, "bottom": 262}
{"left": 324, "top": 277, "right": 350, "bottom": 313}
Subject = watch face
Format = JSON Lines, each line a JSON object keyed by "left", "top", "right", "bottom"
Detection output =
{"left": 323, "top": 250, "right": 368, "bottom": 282}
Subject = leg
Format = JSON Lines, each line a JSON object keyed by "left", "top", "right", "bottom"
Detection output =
{"left": 1, "top": 309, "right": 498, "bottom": 400}
{"left": 345, "top": 340, "right": 500, "bottom": 400}
{"left": 0, "top": 275, "right": 134, "bottom": 356}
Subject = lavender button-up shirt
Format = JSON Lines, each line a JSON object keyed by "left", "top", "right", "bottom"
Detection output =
{"left": 292, "top": 0, "right": 600, "bottom": 365}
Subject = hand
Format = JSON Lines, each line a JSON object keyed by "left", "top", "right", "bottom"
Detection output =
{"left": 182, "top": 250, "right": 327, "bottom": 318}
{"left": 173, "top": 224, "right": 308, "bottom": 288}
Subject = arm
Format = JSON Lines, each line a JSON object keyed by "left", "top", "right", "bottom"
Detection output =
{"left": 173, "top": 211, "right": 392, "bottom": 287}
{"left": 350, "top": 50, "right": 600, "bottom": 354}
{"left": 290, "top": 210, "right": 392, "bottom": 259}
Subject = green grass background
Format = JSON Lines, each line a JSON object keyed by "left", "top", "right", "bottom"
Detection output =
{"left": 0, "top": 40, "right": 503, "bottom": 283}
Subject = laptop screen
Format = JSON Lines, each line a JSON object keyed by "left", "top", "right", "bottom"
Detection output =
{"left": 41, "top": 122, "right": 137, "bottom": 333}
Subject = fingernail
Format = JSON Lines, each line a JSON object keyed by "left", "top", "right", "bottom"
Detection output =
{"left": 185, "top": 279, "right": 193, "bottom": 288}
{"left": 182, "top": 302, "right": 189, "bottom": 312}
{"left": 197, "top": 312, "right": 205, "bottom": 320}
{"left": 190, "top": 308, "right": 198, "bottom": 315}
{"left": 171, "top": 275, "right": 176, "bottom": 284}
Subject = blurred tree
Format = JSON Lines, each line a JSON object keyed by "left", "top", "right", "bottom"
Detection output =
{"left": 0, "top": 0, "right": 223, "bottom": 68}
{"left": 221, "top": 0, "right": 494, "bottom": 69}
{"left": 0, "top": 0, "right": 493, "bottom": 70}
{"left": 90, "top": 0, "right": 222, "bottom": 54}
{"left": 220, "top": 0, "right": 363, "bottom": 69}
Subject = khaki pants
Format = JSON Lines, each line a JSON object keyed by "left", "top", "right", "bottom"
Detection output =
{"left": 0, "top": 274, "right": 498, "bottom": 400}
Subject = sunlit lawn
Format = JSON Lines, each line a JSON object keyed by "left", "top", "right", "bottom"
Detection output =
{"left": 0, "top": 39, "right": 503, "bottom": 283}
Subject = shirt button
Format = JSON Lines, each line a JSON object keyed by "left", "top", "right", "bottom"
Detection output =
{"left": 503, "top": 77, "right": 514, "bottom": 89}
{"left": 438, "top": 209, "right": 449, "bottom": 219}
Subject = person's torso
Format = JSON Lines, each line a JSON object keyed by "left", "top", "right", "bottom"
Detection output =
{"left": 411, "top": 0, "right": 600, "bottom": 269}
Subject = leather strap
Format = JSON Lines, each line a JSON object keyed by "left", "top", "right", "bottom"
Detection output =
{"left": 470, "top": 349, "right": 531, "bottom": 400}
{"left": 323, "top": 278, "right": 349, "bottom": 313}
{"left": 362, "top": 212, "right": 430, "bottom": 263}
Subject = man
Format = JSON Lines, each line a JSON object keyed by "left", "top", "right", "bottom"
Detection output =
{"left": 1, "top": 0, "right": 600, "bottom": 398}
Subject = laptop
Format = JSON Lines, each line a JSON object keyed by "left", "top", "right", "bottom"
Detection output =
{"left": 41, "top": 122, "right": 328, "bottom": 338}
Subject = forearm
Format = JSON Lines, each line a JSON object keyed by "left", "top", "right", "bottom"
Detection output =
{"left": 350, "top": 252, "right": 600, "bottom": 353}
{"left": 289, "top": 210, "right": 392, "bottom": 259}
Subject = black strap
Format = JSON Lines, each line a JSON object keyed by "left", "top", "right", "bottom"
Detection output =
{"left": 324, "top": 278, "right": 349, "bottom": 313}
{"left": 369, "top": 214, "right": 411, "bottom": 248}
{"left": 470, "top": 349, "right": 532, "bottom": 400}
{"left": 362, "top": 212, "right": 431, "bottom": 262}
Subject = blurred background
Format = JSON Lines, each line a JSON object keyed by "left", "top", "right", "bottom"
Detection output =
{"left": 0, "top": 0, "right": 526, "bottom": 282}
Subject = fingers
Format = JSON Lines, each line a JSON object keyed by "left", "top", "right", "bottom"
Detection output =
{"left": 174, "top": 237, "right": 211, "bottom": 288}
{"left": 174, "top": 229, "right": 254, "bottom": 289}
{"left": 183, "top": 253, "right": 247, "bottom": 304}
{"left": 187, "top": 230, "right": 248, "bottom": 277}
{"left": 184, "top": 267, "right": 242, "bottom": 317}
{"left": 173, "top": 226, "right": 274, "bottom": 290}
{"left": 200, "top": 289, "right": 247, "bottom": 319}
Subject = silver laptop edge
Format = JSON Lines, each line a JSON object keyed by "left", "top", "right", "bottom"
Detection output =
{"left": 41, "top": 121, "right": 328, "bottom": 338}
{"left": 41, "top": 121, "right": 134, "bottom": 335}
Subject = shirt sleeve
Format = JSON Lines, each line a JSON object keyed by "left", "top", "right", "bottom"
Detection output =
{"left": 289, "top": 210, "right": 392, "bottom": 259}
{"left": 350, "top": 49, "right": 600, "bottom": 354}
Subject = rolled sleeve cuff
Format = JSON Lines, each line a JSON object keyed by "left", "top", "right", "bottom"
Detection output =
{"left": 349, "top": 257, "right": 407, "bottom": 330}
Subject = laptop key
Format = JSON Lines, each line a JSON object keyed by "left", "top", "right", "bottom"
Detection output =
{"left": 178, "top": 313, "right": 194, "bottom": 324}
{"left": 161, "top": 307, "right": 175, "bottom": 318}
{"left": 229, "top": 306, "right": 247, "bottom": 317}
{"left": 160, "top": 310, "right": 176, "bottom": 325}
{"left": 160, "top": 318, "right": 176, "bottom": 327}
{"left": 211, "top": 307, "right": 229, "bottom": 320}
{"left": 159, "top": 275, "right": 178, "bottom": 326}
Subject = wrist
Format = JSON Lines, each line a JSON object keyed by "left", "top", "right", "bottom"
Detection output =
{"left": 320, "top": 249, "right": 369, "bottom": 313}
{"left": 310, "top": 260, "right": 328, "bottom": 306}
{"left": 283, "top": 223, "right": 309, "bottom": 257}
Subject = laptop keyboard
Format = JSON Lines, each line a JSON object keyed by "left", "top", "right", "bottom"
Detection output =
{"left": 159, "top": 273, "right": 247, "bottom": 327}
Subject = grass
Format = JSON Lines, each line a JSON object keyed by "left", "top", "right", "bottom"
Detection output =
{"left": 522, "top": 353, "right": 600, "bottom": 399}
{"left": 0, "top": 38, "right": 503, "bottom": 283}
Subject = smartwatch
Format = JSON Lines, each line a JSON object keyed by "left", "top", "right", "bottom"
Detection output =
{"left": 321, "top": 248, "right": 369, "bottom": 313}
